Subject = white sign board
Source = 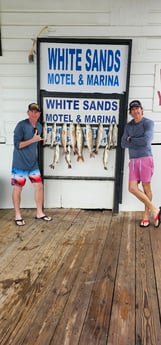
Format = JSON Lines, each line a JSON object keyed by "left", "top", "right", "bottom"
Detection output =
{"left": 38, "top": 38, "right": 132, "bottom": 212}
{"left": 43, "top": 96, "right": 119, "bottom": 124}
{"left": 40, "top": 42, "right": 129, "bottom": 94}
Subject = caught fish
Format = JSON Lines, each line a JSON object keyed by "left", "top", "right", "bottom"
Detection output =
{"left": 76, "top": 123, "right": 84, "bottom": 162}
{"left": 107, "top": 124, "right": 113, "bottom": 149}
{"left": 49, "top": 144, "right": 60, "bottom": 169}
{"left": 95, "top": 123, "right": 104, "bottom": 154}
{"left": 103, "top": 144, "right": 110, "bottom": 170}
{"left": 50, "top": 123, "right": 57, "bottom": 148}
{"left": 112, "top": 124, "right": 118, "bottom": 147}
{"left": 43, "top": 122, "right": 48, "bottom": 145}
{"left": 86, "top": 124, "right": 95, "bottom": 158}
{"left": 70, "top": 123, "right": 77, "bottom": 155}
{"left": 61, "top": 123, "right": 68, "bottom": 153}
{"left": 65, "top": 144, "right": 72, "bottom": 168}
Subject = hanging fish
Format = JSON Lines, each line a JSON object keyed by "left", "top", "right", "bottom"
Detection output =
{"left": 70, "top": 123, "right": 77, "bottom": 155}
{"left": 103, "top": 144, "right": 110, "bottom": 170}
{"left": 65, "top": 144, "right": 72, "bottom": 168}
{"left": 61, "top": 123, "right": 68, "bottom": 153}
{"left": 86, "top": 124, "right": 95, "bottom": 158}
{"left": 95, "top": 123, "right": 104, "bottom": 154}
{"left": 49, "top": 144, "right": 60, "bottom": 169}
{"left": 42, "top": 122, "right": 48, "bottom": 146}
{"left": 112, "top": 124, "right": 118, "bottom": 148}
{"left": 76, "top": 123, "right": 84, "bottom": 162}
{"left": 50, "top": 123, "right": 57, "bottom": 148}
{"left": 107, "top": 123, "right": 113, "bottom": 149}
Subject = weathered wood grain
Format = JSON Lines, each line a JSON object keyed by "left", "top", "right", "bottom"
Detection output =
{"left": 0, "top": 209, "right": 161, "bottom": 345}
{"left": 79, "top": 212, "right": 123, "bottom": 345}
{"left": 135, "top": 214, "right": 161, "bottom": 345}
{"left": 107, "top": 212, "right": 136, "bottom": 345}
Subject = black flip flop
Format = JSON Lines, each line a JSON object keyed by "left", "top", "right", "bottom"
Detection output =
{"left": 35, "top": 215, "right": 52, "bottom": 222}
{"left": 15, "top": 219, "right": 25, "bottom": 226}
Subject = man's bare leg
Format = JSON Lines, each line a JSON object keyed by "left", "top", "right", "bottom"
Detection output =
{"left": 128, "top": 180, "right": 159, "bottom": 225}
{"left": 12, "top": 185, "right": 25, "bottom": 225}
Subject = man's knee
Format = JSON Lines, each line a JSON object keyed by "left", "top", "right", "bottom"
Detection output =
{"left": 34, "top": 182, "right": 43, "bottom": 192}
{"left": 128, "top": 184, "right": 137, "bottom": 195}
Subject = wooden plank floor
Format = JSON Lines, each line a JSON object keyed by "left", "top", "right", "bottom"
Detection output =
{"left": 0, "top": 208, "right": 161, "bottom": 345}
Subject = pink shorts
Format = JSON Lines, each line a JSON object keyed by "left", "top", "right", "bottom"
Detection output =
{"left": 129, "top": 157, "right": 154, "bottom": 182}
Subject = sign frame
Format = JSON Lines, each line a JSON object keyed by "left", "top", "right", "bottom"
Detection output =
{"left": 37, "top": 38, "right": 132, "bottom": 213}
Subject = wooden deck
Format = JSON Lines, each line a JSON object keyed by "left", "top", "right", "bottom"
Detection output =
{"left": 0, "top": 208, "right": 161, "bottom": 345}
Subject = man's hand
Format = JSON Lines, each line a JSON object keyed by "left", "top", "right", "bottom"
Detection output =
{"left": 32, "top": 133, "right": 43, "bottom": 142}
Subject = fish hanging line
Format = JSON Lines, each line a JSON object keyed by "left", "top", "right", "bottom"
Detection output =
{"left": 28, "top": 25, "right": 48, "bottom": 63}
{"left": 42, "top": 122, "right": 118, "bottom": 149}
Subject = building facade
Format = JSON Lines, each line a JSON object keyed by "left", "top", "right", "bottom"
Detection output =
{"left": 0, "top": 0, "right": 161, "bottom": 211}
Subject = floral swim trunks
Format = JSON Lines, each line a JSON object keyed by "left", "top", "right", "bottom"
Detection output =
{"left": 11, "top": 168, "right": 42, "bottom": 186}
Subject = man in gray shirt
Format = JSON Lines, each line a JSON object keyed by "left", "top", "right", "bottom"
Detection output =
{"left": 121, "top": 99, "right": 161, "bottom": 228}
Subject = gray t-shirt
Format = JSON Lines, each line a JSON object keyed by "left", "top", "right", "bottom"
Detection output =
{"left": 121, "top": 117, "right": 154, "bottom": 159}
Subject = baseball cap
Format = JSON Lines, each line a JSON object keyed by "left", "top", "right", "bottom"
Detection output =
{"left": 28, "top": 103, "right": 41, "bottom": 111}
{"left": 129, "top": 100, "right": 142, "bottom": 111}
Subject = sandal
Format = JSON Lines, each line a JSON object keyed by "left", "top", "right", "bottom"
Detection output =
{"left": 154, "top": 207, "right": 161, "bottom": 228}
{"left": 139, "top": 219, "right": 150, "bottom": 228}
{"left": 35, "top": 215, "right": 52, "bottom": 222}
{"left": 15, "top": 219, "right": 25, "bottom": 226}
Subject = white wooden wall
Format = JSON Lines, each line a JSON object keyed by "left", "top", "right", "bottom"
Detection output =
{"left": 1, "top": 0, "right": 161, "bottom": 210}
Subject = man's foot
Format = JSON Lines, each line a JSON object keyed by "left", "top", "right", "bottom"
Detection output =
{"left": 35, "top": 215, "right": 52, "bottom": 222}
{"left": 154, "top": 207, "right": 161, "bottom": 228}
{"left": 139, "top": 219, "right": 150, "bottom": 228}
{"left": 15, "top": 219, "right": 25, "bottom": 226}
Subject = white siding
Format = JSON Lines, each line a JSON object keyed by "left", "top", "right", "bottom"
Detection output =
{"left": 0, "top": 0, "right": 161, "bottom": 210}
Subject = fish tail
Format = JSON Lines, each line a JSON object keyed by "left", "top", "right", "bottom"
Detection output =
{"left": 90, "top": 151, "right": 95, "bottom": 158}
{"left": 77, "top": 155, "right": 84, "bottom": 162}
